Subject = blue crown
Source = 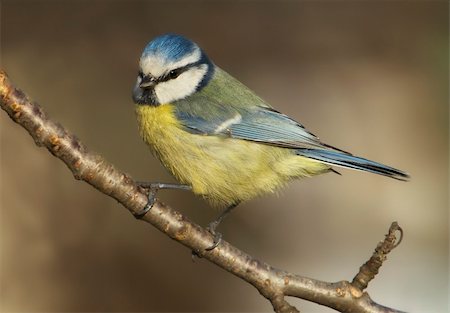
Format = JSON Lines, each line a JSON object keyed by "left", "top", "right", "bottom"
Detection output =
{"left": 142, "top": 34, "right": 197, "bottom": 62}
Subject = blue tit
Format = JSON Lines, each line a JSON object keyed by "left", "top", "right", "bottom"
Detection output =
{"left": 132, "top": 34, "right": 408, "bottom": 248}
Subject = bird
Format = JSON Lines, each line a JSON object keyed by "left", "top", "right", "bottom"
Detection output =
{"left": 132, "top": 33, "right": 409, "bottom": 249}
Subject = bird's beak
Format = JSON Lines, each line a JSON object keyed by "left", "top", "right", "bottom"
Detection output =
{"left": 139, "top": 75, "right": 157, "bottom": 89}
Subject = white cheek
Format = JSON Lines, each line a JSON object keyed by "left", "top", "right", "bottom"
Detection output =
{"left": 154, "top": 65, "right": 208, "bottom": 104}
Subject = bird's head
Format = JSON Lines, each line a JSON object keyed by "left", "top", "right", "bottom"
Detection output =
{"left": 133, "top": 34, "right": 214, "bottom": 105}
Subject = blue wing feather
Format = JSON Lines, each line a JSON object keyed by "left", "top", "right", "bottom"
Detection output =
{"left": 229, "top": 109, "right": 319, "bottom": 146}
{"left": 176, "top": 105, "right": 329, "bottom": 150}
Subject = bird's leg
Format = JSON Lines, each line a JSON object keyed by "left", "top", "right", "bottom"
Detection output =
{"left": 205, "top": 203, "right": 239, "bottom": 251}
{"left": 133, "top": 182, "right": 192, "bottom": 219}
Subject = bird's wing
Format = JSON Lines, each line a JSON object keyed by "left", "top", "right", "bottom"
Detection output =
{"left": 175, "top": 101, "right": 340, "bottom": 151}
{"left": 174, "top": 99, "right": 411, "bottom": 180}
{"left": 173, "top": 67, "right": 347, "bottom": 151}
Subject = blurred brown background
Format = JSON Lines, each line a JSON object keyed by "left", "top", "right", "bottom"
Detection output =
{"left": 1, "top": 1, "right": 448, "bottom": 312}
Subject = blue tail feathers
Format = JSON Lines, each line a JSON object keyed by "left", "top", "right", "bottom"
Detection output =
{"left": 297, "top": 149, "right": 409, "bottom": 181}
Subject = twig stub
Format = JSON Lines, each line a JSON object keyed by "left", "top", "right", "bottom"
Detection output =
{"left": 351, "top": 222, "right": 403, "bottom": 291}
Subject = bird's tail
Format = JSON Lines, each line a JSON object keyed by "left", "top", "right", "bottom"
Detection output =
{"left": 296, "top": 149, "right": 409, "bottom": 181}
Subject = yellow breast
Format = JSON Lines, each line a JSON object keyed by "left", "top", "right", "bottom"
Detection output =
{"left": 135, "top": 104, "right": 329, "bottom": 207}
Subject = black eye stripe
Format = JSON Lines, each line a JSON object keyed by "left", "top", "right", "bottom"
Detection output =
{"left": 158, "top": 61, "right": 204, "bottom": 83}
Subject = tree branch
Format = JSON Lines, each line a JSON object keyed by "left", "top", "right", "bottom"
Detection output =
{"left": 0, "top": 70, "right": 407, "bottom": 313}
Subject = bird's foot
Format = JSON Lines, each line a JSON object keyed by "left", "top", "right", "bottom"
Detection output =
{"left": 133, "top": 183, "right": 159, "bottom": 219}
{"left": 205, "top": 220, "right": 223, "bottom": 251}
{"left": 190, "top": 221, "right": 222, "bottom": 259}
{"left": 133, "top": 182, "right": 192, "bottom": 219}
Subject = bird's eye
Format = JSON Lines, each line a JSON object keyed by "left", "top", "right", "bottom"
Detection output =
{"left": 168, "top": 69, "right": 180, "bottom": 79}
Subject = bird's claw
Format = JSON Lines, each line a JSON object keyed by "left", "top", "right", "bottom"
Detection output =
{"left": 133, "top": 184, "right": 158, "bottom": 219}
{"left": 132, "top": 196, "right": 155, "bottom": 219}
{"left": 205, "top": 221, "right": 223, "bottom": 251}
{"left": 190, "top": 224, "right": 222, "bottom": 259}
{"left": 205, "top": 232, "right": 222, "bottom": 251}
